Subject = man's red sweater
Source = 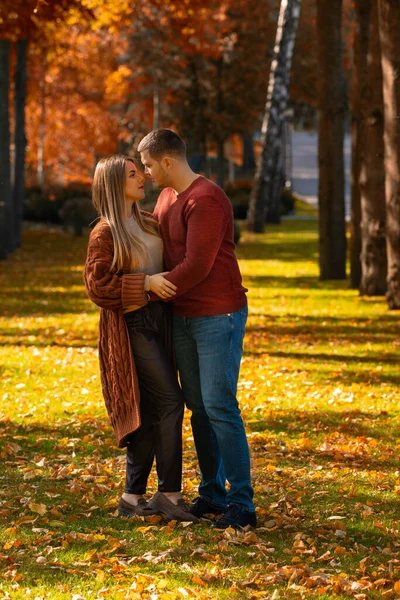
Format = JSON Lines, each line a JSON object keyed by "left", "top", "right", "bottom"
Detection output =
{"left": 153, "top": 176, "right": 247, "bottom": 317}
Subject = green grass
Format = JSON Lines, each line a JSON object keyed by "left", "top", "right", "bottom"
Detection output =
{"left": 293, "top": 195, "right": 318, "bottom": 216}
{"left": 0, "top": 221, "right": 399, "bottom": 599}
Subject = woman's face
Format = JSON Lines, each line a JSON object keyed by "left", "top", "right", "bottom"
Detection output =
{"left": 125, "top": 160, "right": 145, "bottom": 204}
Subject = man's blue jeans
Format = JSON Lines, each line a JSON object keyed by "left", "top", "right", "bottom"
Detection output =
{"left": 173, "top": 306, "right": 254, "bottom": 511}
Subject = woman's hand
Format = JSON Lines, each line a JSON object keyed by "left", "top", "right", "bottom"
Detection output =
{"left": 148, "top": 273, "right": 177, "bottom": 299}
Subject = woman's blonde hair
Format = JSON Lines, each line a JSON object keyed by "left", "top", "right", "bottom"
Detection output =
{"left": 92, "top": 155, "right": 159, "bottom": 271}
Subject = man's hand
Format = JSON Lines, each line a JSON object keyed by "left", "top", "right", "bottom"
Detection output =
{"left": 148, "top": 273, "right": 177, "bottom": 298}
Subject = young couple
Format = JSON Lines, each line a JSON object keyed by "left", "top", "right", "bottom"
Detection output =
{"left": 84, "top": 129, "right": 256, "bottom": 529}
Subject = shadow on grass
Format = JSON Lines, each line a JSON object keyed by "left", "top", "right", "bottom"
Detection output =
{"left": 0, "top": 273, "right": 93, "bottom": 317}
{"left": 247, "top": 275, "right": 322, "bottom": 290}
{"left": 247, "top": 408, "right": 399, "bottom": 447}
{"left": 324, "top": 369, "right": 400, "bottom": 386}
{"left": 296, "top": 484, "right": 399, "bottom": 548}
{"left": 246, "top": 274, "right": 393, "bottom": 298}
{"left": 1, "top": 410, "right": 398, "bottom": 567}
{"left": 1, "top": 296, "right": 93, "bottom": 318}
{"left": 0, "top": 339, "right": 97, "bottom": 348}
{"left": 0, "top": 230, "right": 91, "bottom": 317}
{"left": 2, "top": 407, "right": 398, "bottom": 475}
{"left": 245, "top": 314, "right": 400, "bottom": 344}
{"left": 265, "top": 350, "right": 399, "bottom": 365}
{"left": 238, "top": 224, "right": 319, "bottom": 262}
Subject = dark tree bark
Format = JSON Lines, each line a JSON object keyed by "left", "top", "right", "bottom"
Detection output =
{"left": 350, "top": 0, "right": 371, "bottom": 289}
{"left": 13, "top": 38, "right": 28, "bottom": 249}
{"left": 242, "top": 134, "right": 256, "bottom": 172}
{"left": 37, "top": 57, "right": 46, "bottom": 186}
{"left": 153, "top": 76, "right": 160, "bottom": 129}
{"left": 316, "top": 0, "right": 347, "bottom": 279}
{"left": 360, "top": 0, "right": 386, "bottom": 296}
{"left": 183, "top": 58, "right": 207, "bottom": 171}
{"left": 0, "top": 39, "right": 13, "bottom": 259}
{"left": 247, "top": 0, "right": 301, "bottom": 232}
{"left": 378, "top": 0, "right": 400, "bottom": 309}
{"left": 215, "top": 58, "right": 226, "bottom": 189}
{"left": 216, "top": 139, "right": 225, "bottom": 190}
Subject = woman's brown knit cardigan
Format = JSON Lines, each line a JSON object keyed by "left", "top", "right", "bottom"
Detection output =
{"left": 84, "top": 219, "right": 150, "bottom": 448}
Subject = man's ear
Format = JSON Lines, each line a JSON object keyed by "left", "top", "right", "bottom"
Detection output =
{"left": 161, "top": 156, "right": 173, "bottom": 171}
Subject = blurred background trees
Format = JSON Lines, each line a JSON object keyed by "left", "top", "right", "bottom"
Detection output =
{"left": 0, "top": 0, "right": 399, "bottom": 308}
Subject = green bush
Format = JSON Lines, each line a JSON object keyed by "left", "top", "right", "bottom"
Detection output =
{"left": 24, "top": 186, "right": 60, "bottom": 223}
{"left": 224, "top": 180, "right": 297, "bottom": 220}
{"left": 24, "top": 183, "right": 91, "bottom": 224}
{"left": 280, "top": 186, "right": 295, "bottom": 215}
{"left": 234, "top": 220, "right": 242, "bottom": 245}
{"left": 59, "top": 197, "right": 97, "bottom": 236}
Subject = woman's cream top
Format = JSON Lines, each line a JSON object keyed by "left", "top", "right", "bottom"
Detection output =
{"left": 123, "top": 215, "right": 163, "bottom": 313}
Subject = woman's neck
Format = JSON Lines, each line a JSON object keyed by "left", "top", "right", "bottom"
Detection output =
{"left": 126, "top": 201, "right": 134, "bottom": 219}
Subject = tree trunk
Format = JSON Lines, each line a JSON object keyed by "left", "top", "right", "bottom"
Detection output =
{"left": 242, "top": 134, "right": 256, "bottom": 172}
{"left": 216, "top": 139, "right": 225, "bottom": 189}
{"left": 37, "top": 58, "right": 46, "bottom": 186}
{"left": 378, "top": 0, "right": 400, "bottom": 309}
{"left": 215, "top": 58, "right": 226, "bottom": 189}
{"left": 350, "top": 0, "right": 371, "bottom": 289}
{"left": 360, "top": 0, "right": 386, "bottom": 296}
{"left": 182, "top": 59, "right": 207, "bottom": 173}
{"left": 0, "top": 39, "right": 13, "bottom": 258}
{"left": 316, "top": 0, "right": 347, "bottom": 279}
{"left": 153, "top": 77, "right": 160, "bottom": 129}
{"left": 13, "top": 38, "right": 28, "bottom": 249}
{"left": 282, "top": 109, "right": 294, "bottom": 190}
{"left": 247, "top": 0, "right": 301, "bottom": 232}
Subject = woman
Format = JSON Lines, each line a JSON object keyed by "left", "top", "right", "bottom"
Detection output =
{"left": 84, "top": 155, "right": 197, "bottom": 522}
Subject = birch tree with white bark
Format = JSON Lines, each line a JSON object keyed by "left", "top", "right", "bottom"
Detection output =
{"left": 247, "top": 0, "right": 301, "bottom": 232}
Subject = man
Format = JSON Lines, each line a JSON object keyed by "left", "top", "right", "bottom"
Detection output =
{"left": 138, "top": 129, "right": 256, "bottom": 529}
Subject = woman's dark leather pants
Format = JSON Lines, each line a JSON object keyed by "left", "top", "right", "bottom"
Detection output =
{"left": 123, "top": 301, "right": 184, "bottom": 494}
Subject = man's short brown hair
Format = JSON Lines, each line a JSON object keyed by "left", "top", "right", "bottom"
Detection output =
{"left": 137, "top": 129, "right": 186, "bottom": 160}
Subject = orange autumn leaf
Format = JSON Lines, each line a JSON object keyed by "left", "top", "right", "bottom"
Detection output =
{"left": 28, "top": 503, "right": 47, "bottom": 515}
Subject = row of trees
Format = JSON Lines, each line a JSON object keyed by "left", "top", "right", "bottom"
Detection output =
{"left": 247, "top": 0, "right": 302, "bottom": 230}
{"left": 316, "top": 0, "right": 399, "bottom": 309}
{"left": 249, "top": 0, "right": 399, "bottom": 310}
{"left": 1, "top": 0, "right": 355, "bottom": 194}
{"left": 0, "top": 0, "right": 88, "bottom": 256}
{"left": 1, "top": 0, "right": 398, "bottom": 309}
{"left": 0, "top": 0, "right": 275, "bottom": 257}
{"left": 351, "top": 0, "right": 400, "bottom": 310}
{"left": 0, "top": 1, "right": 32, "bottom": 258}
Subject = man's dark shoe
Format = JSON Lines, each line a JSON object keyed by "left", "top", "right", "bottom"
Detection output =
{"left": 211, "top": 504, "right": 257, "bottom": 530}
{"left": 118, "top": 497, "right": 159, "bottom": 517}
{"left": 190, "top": 496, "right": 227, "bottom": 519}
{"left": 147, "top": 492, "right": 199, "bottom": 522}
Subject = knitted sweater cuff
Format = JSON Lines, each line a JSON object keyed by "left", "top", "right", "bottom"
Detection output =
{"left": 121, "top": 273, "right": 147, "bottom": 309}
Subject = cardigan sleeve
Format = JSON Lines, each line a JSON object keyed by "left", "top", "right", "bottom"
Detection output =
{"left": 84, "top": 229, "right": 148, "bottom": 311}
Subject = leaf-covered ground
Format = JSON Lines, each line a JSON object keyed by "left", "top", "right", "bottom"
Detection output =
{"left": 0, "top": 220, "right": 399, "bottom": 600}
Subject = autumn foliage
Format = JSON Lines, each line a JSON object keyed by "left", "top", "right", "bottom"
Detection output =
{"left": 2, "top": 0, "right": 357, "bottom": 187}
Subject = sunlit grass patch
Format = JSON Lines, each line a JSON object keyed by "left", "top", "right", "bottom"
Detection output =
{"left": 0, "top": 222, "right": 399, "bottom": 599}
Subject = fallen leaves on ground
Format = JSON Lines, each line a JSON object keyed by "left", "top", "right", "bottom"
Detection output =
{"left": 0, "top": 224, "right": 399, "bottom": 599}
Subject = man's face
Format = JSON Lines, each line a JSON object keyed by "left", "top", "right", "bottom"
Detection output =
{"left": 140, "top": 149, "right": 170, "bottom": 188}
